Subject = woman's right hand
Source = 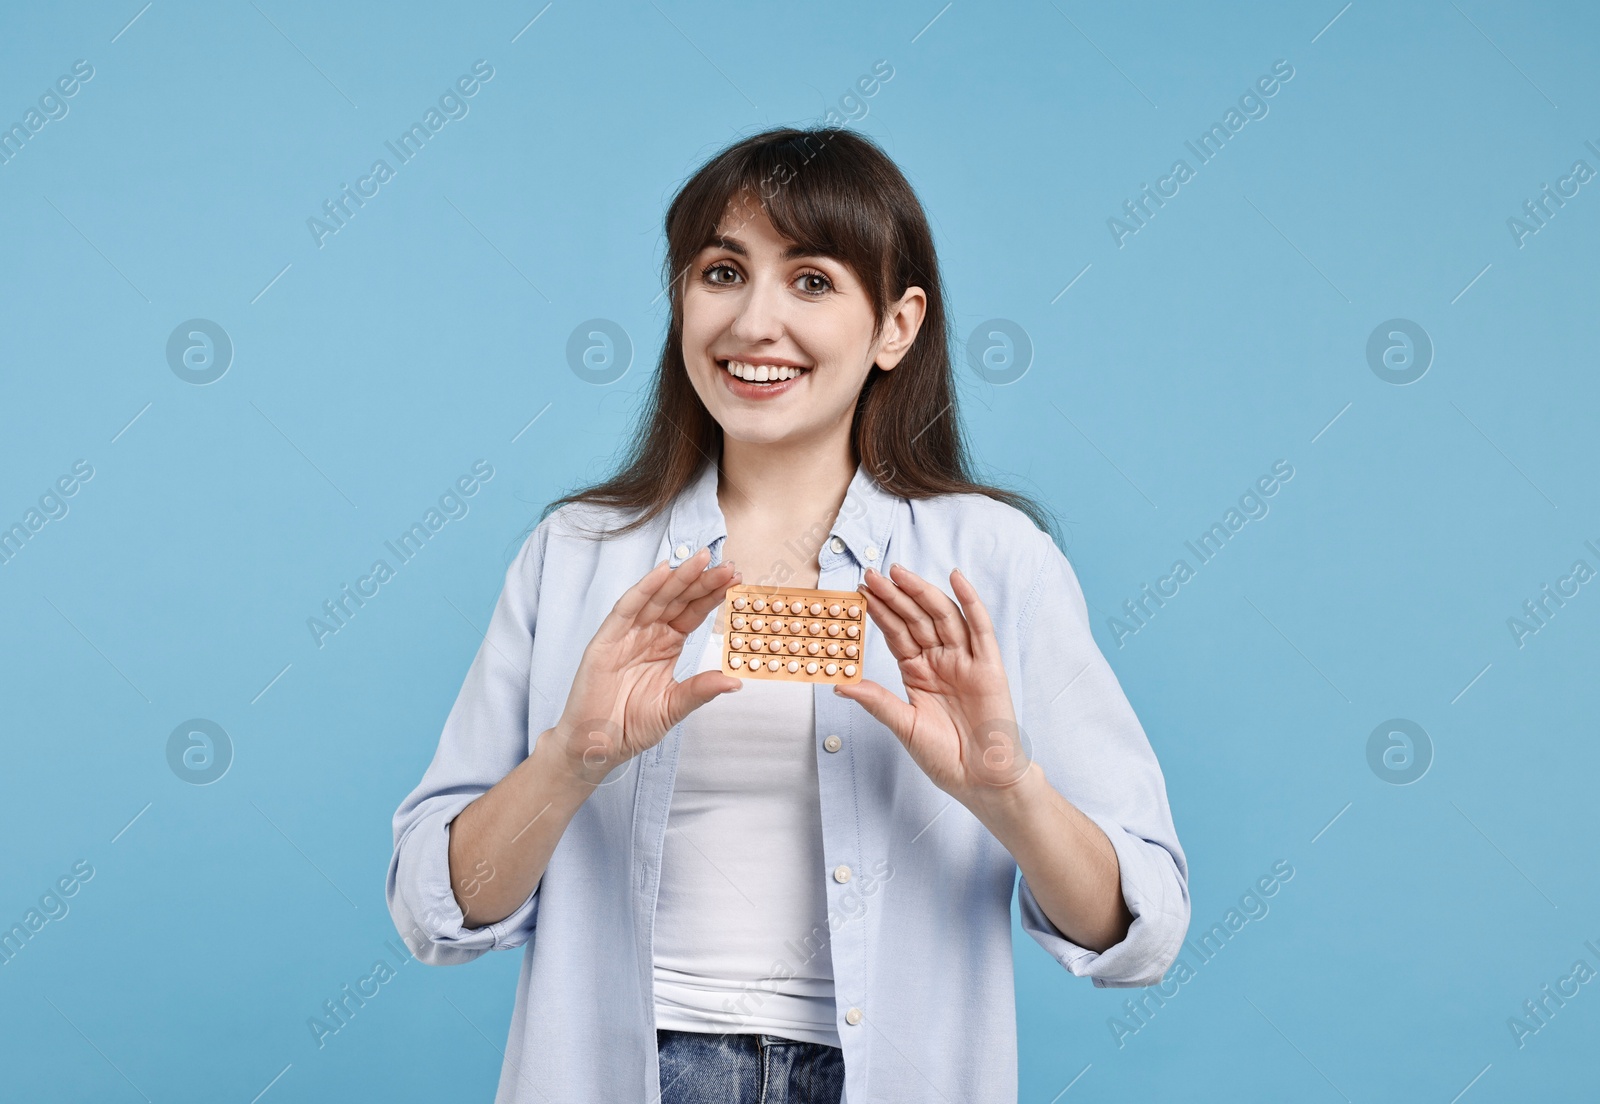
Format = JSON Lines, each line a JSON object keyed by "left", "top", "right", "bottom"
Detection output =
{"left": 549, "top": 547, "right": 742, "bottom": 786}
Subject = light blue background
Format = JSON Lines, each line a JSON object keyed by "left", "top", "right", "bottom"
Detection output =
{"left": 2, "top": 1, "right": 1596, "bottom": 1100}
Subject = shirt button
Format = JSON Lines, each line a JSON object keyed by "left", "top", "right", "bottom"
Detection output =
{"left": 824, "top": 734, "right": 842, "bottom": 752}
{"left": 864, "top": 545, "right": 879, "bottom": 561}
{"left": 674, "top": 543, "right": 689, "bottom": 559}
{"left": 833, "top": 864, "right": 852, "bottom": 883}
{"left": 845, "top": 1007, "right": 863, "bottom": 1025}
{"left": 829, "top": 536, "right": 845, "bottom": 554}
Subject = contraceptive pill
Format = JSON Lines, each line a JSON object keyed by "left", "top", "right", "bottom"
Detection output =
{"left": 720, "top": 584, "right": 867, "bottom": 685}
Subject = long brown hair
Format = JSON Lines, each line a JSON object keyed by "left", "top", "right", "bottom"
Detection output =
{"left": 542, "top": 126, "right": 1056, "bottom": 541}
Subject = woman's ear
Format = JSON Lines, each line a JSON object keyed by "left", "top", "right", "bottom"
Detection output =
{"left": 873, "top": 286, "right": 928, "bottom": 372}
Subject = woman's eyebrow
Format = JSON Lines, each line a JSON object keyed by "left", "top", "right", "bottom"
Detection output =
{"left": 705, "top": 234, "right": 831, "bottom": 262}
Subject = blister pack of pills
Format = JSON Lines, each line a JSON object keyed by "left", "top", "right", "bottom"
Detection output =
{"left": 718, "top": 585, "right": 868, "bottom": 684}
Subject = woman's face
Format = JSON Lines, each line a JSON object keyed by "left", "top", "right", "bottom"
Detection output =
{"left": 681, "top": 198, "right": 924, "bottom": 453}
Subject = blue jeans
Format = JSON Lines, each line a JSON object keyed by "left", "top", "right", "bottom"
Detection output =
{"left": 657, "top": 1028, "right": 845, "bottom": 1104}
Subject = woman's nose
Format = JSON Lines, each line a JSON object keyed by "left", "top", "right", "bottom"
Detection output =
{"left": 728, "top": 276, "right": 787, "bottom": 344}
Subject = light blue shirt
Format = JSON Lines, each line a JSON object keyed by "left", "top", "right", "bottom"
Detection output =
{"left": 387, "top": 454, "right": 1190, "bottom": 1102}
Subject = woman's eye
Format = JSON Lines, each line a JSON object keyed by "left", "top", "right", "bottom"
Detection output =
{"left": 699, "top": 263, "right": 831, "bottom": 294}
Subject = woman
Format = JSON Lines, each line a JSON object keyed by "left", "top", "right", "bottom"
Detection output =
{"left": 387, "top": 127, "right": 1188, "bottom": 1103}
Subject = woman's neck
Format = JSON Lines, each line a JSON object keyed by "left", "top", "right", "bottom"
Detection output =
{"left": 718, "top": 433, "right": 854, "bottom": 524}
{"left": 716, "top": 433, "right": 856, "bottom": 584}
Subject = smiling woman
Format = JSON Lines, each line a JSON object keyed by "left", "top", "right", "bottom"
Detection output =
{"left": 387, "top": 126, "right": 1189, "bottom": 1104}
{"left": 539, "top": 126, "right": 1053, "bottom": 537}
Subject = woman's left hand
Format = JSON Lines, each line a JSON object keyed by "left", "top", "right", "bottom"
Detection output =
{"left": 834, "top": 564, "right": 1033, "bottom": 807}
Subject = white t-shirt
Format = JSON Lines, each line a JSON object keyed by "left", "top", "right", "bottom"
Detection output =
{"left": 651, "top": 628, "right": 842, "bottom": 1048}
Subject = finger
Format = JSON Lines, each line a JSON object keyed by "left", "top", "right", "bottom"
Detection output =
{"left": 604, "top": 558, "right": 675, "bottom": 631}
{"left": 950, "top": 568, "right": 999, "bottom": 663}
{"left": 638, "top": 547, "right": 711, "bottom": 624}
{"left": 661, "top": 559, "right": 738, "bottom": 623}
{"left": 864, "top": 567, "right": 941, "bottom": 651}
{"left": 665, "top": 669, "right": 743, "bottom": 728}
{"left": 832, "top": 679, "right": 916, "bottom": 746}
{"left": 888, "top": 563, "right": 970, "bottom": 652}
{"left": 667, "top": 571, "right": 742, "bottom": 634}
{"left": 857, "top": 577, "right": 921, "bottom": 661}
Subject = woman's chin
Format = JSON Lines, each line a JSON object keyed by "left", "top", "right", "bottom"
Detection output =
{"left": 717, "top": 421, "right": 802, "bottom": 448}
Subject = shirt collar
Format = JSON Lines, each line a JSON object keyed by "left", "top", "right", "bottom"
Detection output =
{"left": 665, "top": 445, "right": 899, "bottom": 571}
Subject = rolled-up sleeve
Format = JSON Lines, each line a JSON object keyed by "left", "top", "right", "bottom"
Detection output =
{"left": 386, "top": 520, "right": 550, "bottom": 966}
{"left": 1012, "top": 527, "right": 1190, "bottom": 988}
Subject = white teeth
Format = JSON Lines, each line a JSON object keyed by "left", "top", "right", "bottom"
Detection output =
{"left": 723, "top": 360, "right": 804, "bottom": 383}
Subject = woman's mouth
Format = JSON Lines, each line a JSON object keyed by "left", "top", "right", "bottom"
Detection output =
{"left": 718, "top": 359, "right": 810, "bottom": 399}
